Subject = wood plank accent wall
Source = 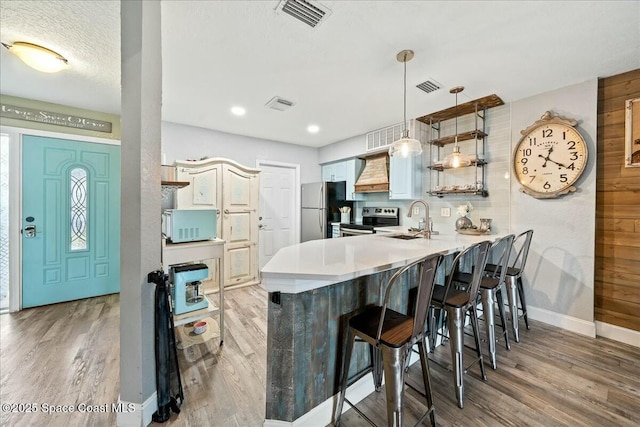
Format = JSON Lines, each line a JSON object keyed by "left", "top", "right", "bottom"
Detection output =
{"left": 595, "top": 68, "right": 640, "bottom": 332}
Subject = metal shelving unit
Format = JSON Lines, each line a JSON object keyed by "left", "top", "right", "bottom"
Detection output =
{"left": 417, "top": 94, "right": 504, "bottom": 198}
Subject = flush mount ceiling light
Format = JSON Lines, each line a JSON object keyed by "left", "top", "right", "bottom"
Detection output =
{"left": 307, "top": 124, "right": 319, "bottom": 134}
{"left": 388, "top": 50, "right": 422, "bottom": 158}
{"left": 443, "top": 86, "right": 472, "bottom": 168}
{"left": 231, "top": 106, "right": 246, "bottom": 116}
{"left": 2, "top": 41, "right": 68, "bottom": 73}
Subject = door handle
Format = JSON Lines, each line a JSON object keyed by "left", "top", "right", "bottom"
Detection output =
{"left": 258, "top": 224, "right": 265, "bottom": 229}
{"left": 23, "top": 225, "right": 37, "bottom": 238}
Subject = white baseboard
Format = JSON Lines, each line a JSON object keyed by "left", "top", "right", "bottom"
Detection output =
{"left": 527, "top": 305, "right": 596, "bottom": 338}
{"left": 264, "top": 345, "right": 421, "bottom": 427}
{"left": 596, "top": 321, "right": 640, "bottom": 348}
{"left": 116, "top": 392, "right": 157, "bottom": 427}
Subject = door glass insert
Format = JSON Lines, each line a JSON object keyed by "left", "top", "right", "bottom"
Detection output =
{"left": 70, "top": 167, "right": 88, "bottom": 251}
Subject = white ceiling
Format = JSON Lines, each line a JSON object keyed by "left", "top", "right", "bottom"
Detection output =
{"left": 1, "top": 1, "right": 639, "bottom": 148}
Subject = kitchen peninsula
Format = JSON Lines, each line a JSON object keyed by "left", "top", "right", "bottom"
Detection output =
{"left": 261, "top": 232, "right": 499, "bottom": 426}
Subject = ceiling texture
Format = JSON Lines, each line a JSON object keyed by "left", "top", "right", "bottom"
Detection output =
{"left": 1, "top": 1, "right": 639, "bottom": 148}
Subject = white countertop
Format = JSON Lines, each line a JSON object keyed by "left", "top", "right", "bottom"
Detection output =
{"left": 261, "top": 232, "right": 499, "bottom": 293}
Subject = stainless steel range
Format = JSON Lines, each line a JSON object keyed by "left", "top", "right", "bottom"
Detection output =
{"left": 339, "top": 207, "right": 400, "bottom": 237}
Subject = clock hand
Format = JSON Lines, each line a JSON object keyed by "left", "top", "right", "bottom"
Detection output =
{"left": 538, "top": 154, "right": 549, "bottom": 168}
{"left": 546, "top": 157, "right": 567, "bottom": 168}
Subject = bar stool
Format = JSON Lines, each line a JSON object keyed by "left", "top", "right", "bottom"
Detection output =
{"left": 334, "top": 253, "right": 442, "bottom": 427}
{"left": 486, "top": 230, "right": 533, "bottom": 342}
{"left": 451, "top": 234, "right": 515, "bottom": 369}
{"left": 429, "top": 240, "right": 491, "bottom": 409}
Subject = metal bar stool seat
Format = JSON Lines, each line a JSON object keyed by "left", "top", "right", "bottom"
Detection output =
{"left": 485, "top": 229, "right": 533, "bottom": 342}
{"left": 451, "top": 234, "right": 515, "bottom": 369}
{"left": 334, "top": 253, "right": 442, "bottom": 427}
{"left": 428, "top": 240, "right": 491, "bottom": 409}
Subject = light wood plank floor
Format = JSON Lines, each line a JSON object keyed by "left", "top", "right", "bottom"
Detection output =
{"left": 1, "top": 285, "right": 639, "bottom": 426}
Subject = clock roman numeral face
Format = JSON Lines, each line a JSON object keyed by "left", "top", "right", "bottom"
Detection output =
{"left": 514, "top": 122, "right": 588, "bottom": 196}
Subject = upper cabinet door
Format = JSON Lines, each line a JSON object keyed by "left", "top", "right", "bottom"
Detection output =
{"left": 322, "top": 160, "right": 348, "bottom": 182}
{"left": 333, "top": 161, "right": 347, "bottom": 181}
{"left": 175, "top": 164, "right": 222, "bottom": 209}
{"left": 345, "top": 158, "right": 364, "bottom": 201}
{"left": 322, "top": 163, "right": 335, "bottom": 182}
{"left": 389, "top": 155, "right": 422, "bottom": 200}
{"left": 175, "top": 164, "right": 223, "bottom": 233}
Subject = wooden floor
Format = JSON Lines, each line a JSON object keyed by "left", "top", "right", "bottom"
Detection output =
{"left": 1, "top": 285, "right": 639, "bottom": 427}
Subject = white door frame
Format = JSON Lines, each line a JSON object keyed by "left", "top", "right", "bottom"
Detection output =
{"left": 1, "top": 125, "right": 120, "bottom": 312}
{"left": 255, "top": 159, "right": 301, "bottom": 262}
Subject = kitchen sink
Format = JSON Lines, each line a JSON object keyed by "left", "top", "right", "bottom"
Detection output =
{"left": 383, "top": 234, "right": 422, "bottom": 240}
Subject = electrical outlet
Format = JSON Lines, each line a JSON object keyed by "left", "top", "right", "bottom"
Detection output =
{"left": 441, "top": 207, "right": 451, "bottom": 217}
{"left": 413, "top": 207, "right": 420, "bottom": 215}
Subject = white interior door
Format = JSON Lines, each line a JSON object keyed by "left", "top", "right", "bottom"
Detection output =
{"left": 257, "top": 161, "right": 299, "bottom": 269}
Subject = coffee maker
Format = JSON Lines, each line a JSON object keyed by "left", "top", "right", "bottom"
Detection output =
{"left": 171, "top": 263, "right": 209, "bottom": 315}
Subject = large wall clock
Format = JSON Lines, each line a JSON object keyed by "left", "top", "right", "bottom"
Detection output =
{"left": 513, "top": 111, "right": 589, "bottom": 199}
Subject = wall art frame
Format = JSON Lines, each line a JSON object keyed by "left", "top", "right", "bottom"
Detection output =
{"left": 625, "top": 97, "right": 640, "bottom": 167}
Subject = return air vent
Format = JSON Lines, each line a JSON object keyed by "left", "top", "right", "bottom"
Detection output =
{"left": 266, "top": 96, "right": 295, "bottom": 112}
{"left": 365, "top": 122, "right": 404, "bottom": 152}
{"left": 416, "top": 79, "right": 441, "bottom": 94}
{"left": 275, "top": 0, "right": 332, "bottom": 28}
{"left": 365, "top": 120, "right": 426, "bottom": 152}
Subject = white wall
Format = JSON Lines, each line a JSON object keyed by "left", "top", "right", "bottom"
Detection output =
{"left": 318, "top": 134, "right": 365, "bottom": 164}
{"left": 162, "top": 121, "right": 320, "bottom": 183}
{"left": 510, "top": 79, "right": 598, "bottom": 327}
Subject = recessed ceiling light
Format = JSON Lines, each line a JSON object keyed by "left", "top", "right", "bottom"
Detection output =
{"left": 307, "top": 125, "right": 320, "bottom": 134}
{"left": 2, "top": 41, "right": 68, "bottom": 73}
{"left": 231, "top": 106, "right": 246, "bottom": 116}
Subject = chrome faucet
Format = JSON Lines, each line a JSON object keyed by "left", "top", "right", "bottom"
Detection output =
{"left": 407, "top": 199, "right": 432, "bottom": 239}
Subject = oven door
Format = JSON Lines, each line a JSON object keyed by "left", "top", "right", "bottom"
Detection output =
{"left": 340, "top": 227, "right": 375, "bottom": 237}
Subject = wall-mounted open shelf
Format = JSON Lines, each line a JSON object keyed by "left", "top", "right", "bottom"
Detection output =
{"left": 427, "top": 159, "right": 487, "bottom": 172}
{"left": 161, "top": 181, "right": 189, "bottom": 200}
{"left": 428, "top": 189, "right": 489, "bottom": 198}
{"left": 421, "top": 93, "right": 504, "bottom": 199}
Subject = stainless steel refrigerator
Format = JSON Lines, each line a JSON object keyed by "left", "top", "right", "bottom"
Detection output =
{"left": 301, "top": 181, "right": 351, "bottom": 242}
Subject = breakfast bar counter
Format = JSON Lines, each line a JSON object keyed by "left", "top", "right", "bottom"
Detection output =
{"left": 262, "top": 232, "right": 499, "bottom": 426}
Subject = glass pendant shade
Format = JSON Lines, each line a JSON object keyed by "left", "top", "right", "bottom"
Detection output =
{"left": 389, "top": 129, "right": 422, "bottom": 157}
{"left": 389, "top": 49, "right": 422, "bottom": 158}
{"left": 444, "top": 144, "right": 471, "bottom": 168}
{"left": 3, "top": 42, "right": 68, "bottom": 73}
{"left": 443, "top": 86, "right": 469, "bottom": 168}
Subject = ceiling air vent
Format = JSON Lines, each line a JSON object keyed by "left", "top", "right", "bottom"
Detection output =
{"left": 276, "top": 0, "right": 332, "bottom": 28}
{"left": 266, "top": 96, "right": 295, "bottom": 112}
{"left": 416, "top": 79, "right": 441, "bottom": 94}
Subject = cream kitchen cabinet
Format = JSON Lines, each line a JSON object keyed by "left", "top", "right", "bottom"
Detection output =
{"left": 175, "top": 158, "right": 260, "bottom": 288}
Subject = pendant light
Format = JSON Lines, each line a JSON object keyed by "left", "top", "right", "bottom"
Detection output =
{"left": 2, "top": 41, "right": 68, "bottom": 73}
{"left": 388, "top": 50, "right": 422, "bottom": 158}
{"left": 444, "top": 86, "right": 471, "bottom": 168}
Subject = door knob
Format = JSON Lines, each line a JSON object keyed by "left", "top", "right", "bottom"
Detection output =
{"left": 258, "top": 224, "right": 265, "bottom": 229}
{"left": 23, "top": 225, "right": 37, "bottom": 238}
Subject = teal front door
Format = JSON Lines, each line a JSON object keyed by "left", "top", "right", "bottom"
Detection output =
{"left": 22, "top": 135, "right": 120, "bottom": 308}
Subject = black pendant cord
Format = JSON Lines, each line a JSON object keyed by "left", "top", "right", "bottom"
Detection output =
{"left": 403, "top": 52, "right": 408, "bottom": 134}
{"left": 455, "top": 90, "right": 458, "bottom": 147}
